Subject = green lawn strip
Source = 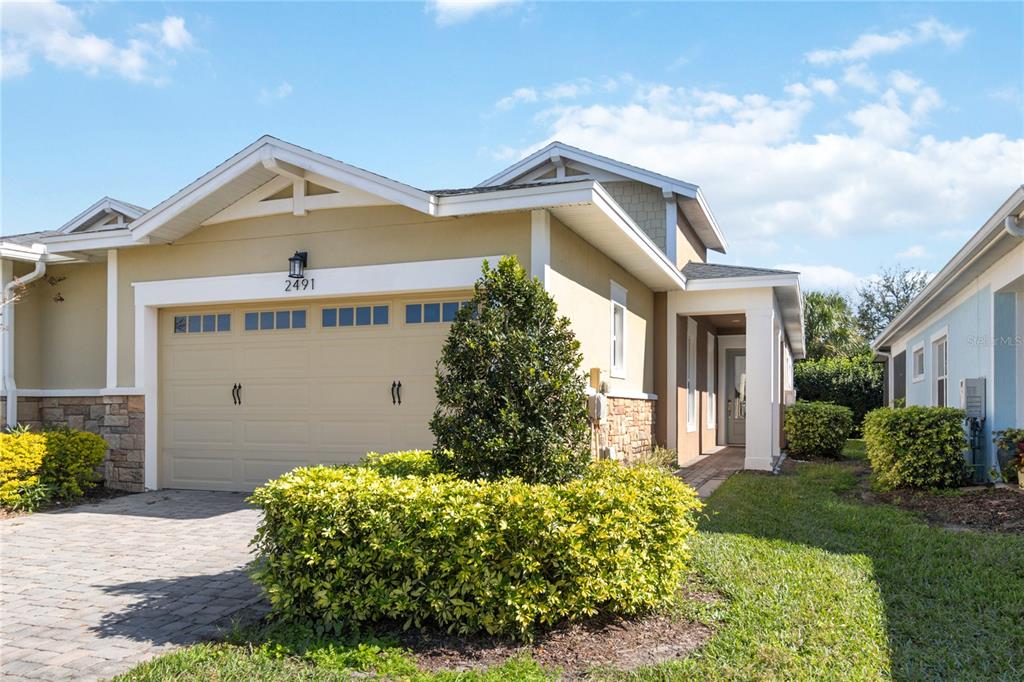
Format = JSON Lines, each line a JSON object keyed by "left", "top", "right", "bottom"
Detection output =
{"left": 843, "top": 438, "right": 867, "bottom": 460}
{"left": 649, "top": 461, "right": 1023, "bottom": 681}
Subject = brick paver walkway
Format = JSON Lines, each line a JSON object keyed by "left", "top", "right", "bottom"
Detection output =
{"left": 0, "top": 490, "right": 264, "bottom": 681}
{"left": 678, "top": 446, "right": 746, "bottom": 498}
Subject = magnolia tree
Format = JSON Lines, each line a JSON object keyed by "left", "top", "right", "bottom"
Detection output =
{"left": 430, "top": 256, "right": 590, "bottom": 484}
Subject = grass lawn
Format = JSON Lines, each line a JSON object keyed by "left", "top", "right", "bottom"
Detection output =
{"left": 117, "top": 440, "right": 1023, "bottom": 681}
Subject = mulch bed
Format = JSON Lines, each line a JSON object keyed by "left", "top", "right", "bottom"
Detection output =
{"left": 0, "top": 485, "right": 129, "bottom": 520}
{"left": 875, "top": 486, "right": 1024, "bottom": 534}
{"left": 399, "top": 612, "right": 712, "bottom": 678}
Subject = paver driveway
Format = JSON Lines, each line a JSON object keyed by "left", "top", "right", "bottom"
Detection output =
{"left": 1, "top": 490, "right": 264, "bottom": 681}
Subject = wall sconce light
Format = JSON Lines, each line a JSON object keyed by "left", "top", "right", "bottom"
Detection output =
{"left": 288, "top": 251, "right": 308, "bottom": 279}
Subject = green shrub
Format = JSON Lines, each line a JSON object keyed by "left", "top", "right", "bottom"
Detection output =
{"left": 993, "top": 428, "right": 1024, "bottom": 482}
{"left": 0, "top": 432, "right": 48, "bottom": 509}
{"left": 794, "top": 354, "right": 883, "bottom": 435}
{"left": 430, "top": 256, "right": 591, "bottom": 485}
{"left": 785, "top": 401, "right": 853, "bottom": 458}
{"left": 863, "top": 406, "right": 968, "bottom": 490}
{"left": 362, "top": 450, "right": 437, "bottom": 477}
{"left": 0, "top": 428, "right": 108, "bottom": 509}
{"left": 250, "top": 457, "right": 702, "bottom": 640}
{"left": 40, "top": 427, "right": 108, "bottom": 500}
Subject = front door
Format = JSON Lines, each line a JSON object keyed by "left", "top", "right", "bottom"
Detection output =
{"left": 726, "top": 349, "right": 746, "bottom": 445}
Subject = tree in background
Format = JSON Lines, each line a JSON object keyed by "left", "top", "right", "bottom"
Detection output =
{"left": 855, "top": 265, "right": 931, "bottom": 341}
{"left": 803, "top": 290, "right": 869, "bottom": 361}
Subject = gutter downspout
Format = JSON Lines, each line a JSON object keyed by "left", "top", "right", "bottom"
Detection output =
{"left": 3, "top": 258, "right": 47, "bottom": 428}
{"left": 1005, "top": 215, "right": 1024, "bottom": 237}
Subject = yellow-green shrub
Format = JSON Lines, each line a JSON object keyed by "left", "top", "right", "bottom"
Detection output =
{"left": 0, "top": 432, "right": 47, "bottom": 509}
{"left": 250, "top": 457, "right": 702, "bottom": 640}
{"left": 40, "top": 427, "right": 108, "bottom": 500}
{"left": 362, "top": 450, "right": 438, "bottom": 477}
{"left": 863, "top": 406, "right": 968, "bottom": 489}
{"left": 785, "top": 401, "right": 853, "bottom": 458}
{"left": 0, "top": 428, "right": 108, "bottom": 509}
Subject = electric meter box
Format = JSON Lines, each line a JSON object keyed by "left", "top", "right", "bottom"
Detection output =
{"left": 959, "top": 378, "right": 986, "bottom": 420}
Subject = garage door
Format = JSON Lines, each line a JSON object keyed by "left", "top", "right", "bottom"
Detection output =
{"left": 159, "top": 295, "right": 465, "bottom": 491}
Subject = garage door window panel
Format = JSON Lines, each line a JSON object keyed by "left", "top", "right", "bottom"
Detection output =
{"left": 406, "top": 301, "right": 471, "bottom": 325}
{"left": 245, "top": 309, "right": 308, "bottom": 332}
{"left": 174, "top": 313, "right": 231, "bottom": 334}
{"left": 323, "top": 305, "right": 390, "bottom": 328}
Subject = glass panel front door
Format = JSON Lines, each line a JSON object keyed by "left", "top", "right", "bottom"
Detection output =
{"left": 726, "top": 350, "right": 747, "bottom": 445}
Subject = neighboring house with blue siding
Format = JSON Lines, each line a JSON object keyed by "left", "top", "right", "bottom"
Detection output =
{"left": 873, "top": 186, "right": 1024, "bottom": 476}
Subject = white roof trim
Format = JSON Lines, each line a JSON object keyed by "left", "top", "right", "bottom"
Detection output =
{"left": 0, "top": 242, "right": 47, "bottom": 262}
{"left": 56, "top": 197, "right": 145, "bottom": 234}
{"left": 479, "top": 141, "right": 727, "bottom": 253}
{"left": 128, "top": 136, "right": 437, "bottom": 243}
{"left": 872, "top": 185, "right": 1024, "bottom": 349}
{"left": 685, "top": 273, "right": 800, "bottom": 291}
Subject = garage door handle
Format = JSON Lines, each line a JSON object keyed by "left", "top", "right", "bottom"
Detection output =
{"left": 396, "top": 380, "right": 402, "bottom": 405}
{"left": 237, "top": 383, "right": 243, "bottom": 406}
{"left": 391, "top": 381, "right": 397, "bottom": 405}
{"left": 231, "top": 383, "right": 239, "bottom": 405}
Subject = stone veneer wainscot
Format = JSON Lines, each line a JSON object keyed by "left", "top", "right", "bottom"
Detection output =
{"left": 0, "top": 395, "right": 146, "bottom": 493}
{"left": 597, "top": 395, "right": 656, "bottom": 463}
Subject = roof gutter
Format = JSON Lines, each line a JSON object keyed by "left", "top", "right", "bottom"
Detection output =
{"left": 2, "top": 256, "right": 47, "bottom": 427}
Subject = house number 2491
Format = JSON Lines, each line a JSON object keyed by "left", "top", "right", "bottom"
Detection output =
{"left": 284, "top": 278, "right": 314, "bottom": 292}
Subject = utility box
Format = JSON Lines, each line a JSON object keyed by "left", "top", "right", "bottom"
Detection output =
{"left": 960, "top": 378, "right": 986, "bottom": 420}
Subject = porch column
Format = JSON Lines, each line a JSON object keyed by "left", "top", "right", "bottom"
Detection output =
{"left": 744, "top": 306, "right": 776, "bottom": 470}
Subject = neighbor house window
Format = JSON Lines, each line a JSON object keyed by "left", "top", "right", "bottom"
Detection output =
{"left": 933, "top": 336, "right": 948, "bottom": 406}
{"left": 686, "top": 319, "right": 697, "bottom": 432}
{"left": 174, "top": 313, "right": 231, "bottom": 334}
{"left": 911, "top": 344, "right": 925, "bottom": 382}
{"left": 244, "top": 309, "right": 307, "bottom": 331}
{"left": 610, "top": 281, "right": 627, "bottom": 378}
{"left": 707, "top": 332, "right": 716, "bottom": 429}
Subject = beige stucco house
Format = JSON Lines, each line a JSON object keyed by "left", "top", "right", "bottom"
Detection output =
{"left": 0, "top": 137, "right": 804, "bottom": 492}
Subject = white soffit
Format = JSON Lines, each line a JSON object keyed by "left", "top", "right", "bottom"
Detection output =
{"left": 56, "top": 197, "right": 146, "bottom": 234}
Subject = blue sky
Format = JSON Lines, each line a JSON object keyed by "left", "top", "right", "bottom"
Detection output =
{"left": 2, "top": 1, "right": 1021, "bottom": 291}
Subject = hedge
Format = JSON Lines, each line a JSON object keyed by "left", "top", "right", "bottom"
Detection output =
{"left": 250, "top": 455, "right": 703, "bottom": 640}
{"left": 863, "top": 406, "right": 968, "bottom": 490}
{"left": 793, "top": 355, "right": 883, "bottom": 435}
{"left": 0, "top": 428, "right": 108, "bottom": 510}
{"left": 784, "top": 401, "right": 853, "bottom": 459}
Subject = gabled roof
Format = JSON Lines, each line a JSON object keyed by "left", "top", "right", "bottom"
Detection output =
{"left": 873, "top": 185, "right": 1024, "bottom": 351}
{"left": 479, "top": 141, "right": 728, "bottom": 253}
{"left": 56, "top": 197, "right": 147, "bottom": 234}
{"left": 129, "top": 136, "right": 436, "bottom": 243}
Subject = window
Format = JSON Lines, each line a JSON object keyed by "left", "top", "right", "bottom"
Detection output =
{"left": 405, "top": 301, "right": 469, "bottom": 325}
{"left": 174, "top": 313, "right": 230, "bottom": 334}
{"left": 610, "top": 282, "right": 627, "bottom": 378}
{"left": 686, "top": 318, "right": 697, "bottom": 432}
{"left": 911, "top": 344, "right": 925, "bottom": 382}
{"left": 707, "top": 332, "right": 716, "bottom": 428}
{"left": 321, "top": 305, "right": 389, "bottom": 328}
{"left": 933, "top": 336, "right": 948, "bottom": 406}
{"left": 244, "top": 309, "right": 307, "bottom": 331}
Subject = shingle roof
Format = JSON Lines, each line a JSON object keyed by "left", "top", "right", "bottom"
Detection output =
{"left": 429, "top": 179, "right": 585, "bottom": 196}
{"left": 681, "top": 262, "right": 798, "bottom": 280}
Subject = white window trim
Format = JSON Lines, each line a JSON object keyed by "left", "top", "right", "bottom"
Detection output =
{"left": 610, "top": 280, "right": 628, "bottom": 379}
{"left": 686, "top": 318, "right": 697, "bottom": 433}
{"left": 707, "top": 331, "right": 716, "bottom": 429}
{"left": 932, "top": 335, "right": 948, "bottom": 407}
{"left": 911, "top": 341, "right": 925, "bottom": 383}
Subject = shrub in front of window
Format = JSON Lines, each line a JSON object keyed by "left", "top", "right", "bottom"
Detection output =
{"left": 250, "top": 456, "right": 702, "bottom": 640}
{"left": 430, "top": 256, "right": 590, "bottom": 485}
{"left": 0, "top": 427, "right": 108, "bottom": 510}
{"left": 784, "top": 401, "right": 853, "bottom": 458}
{"left": 793, "top": 355, "right": 883, "bottom": 436}
{"left": 863, "top": 406, "right": 968, "bottom": 490}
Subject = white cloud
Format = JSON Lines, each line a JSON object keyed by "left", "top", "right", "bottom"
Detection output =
{"left": 428, "top": 0, "right": 520, "bottom": 26}
{"left": 784, "top": 82, "right": 812, "bottom": 98}
{"left": 806, "top": 18, "right": 967, "bottom": 65}
{"left": 503, "top": 79, "right": 1022, "bottom": 250}
{"left": 989, "top": 85, "right": 1021, "bottom": 105}
{"left": 1, "top": 1, "right": 193, "bottom": 83}
{"left": 896, "top": 245, "right": 929, "bottom": 259}
{"left": 495, "top": 86, "right": 537, "bottom": 110}
{"left": 810, "top": 78, "right": 838, "bottom": 97}
{"left": 259, "top": 81, "right": 292, "bottom": 103}
{"left": 775, "top": 264, "right": 864, "bottom": 291}
{"left": 843, "top": 63, "right": 878, "bottom": 92}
